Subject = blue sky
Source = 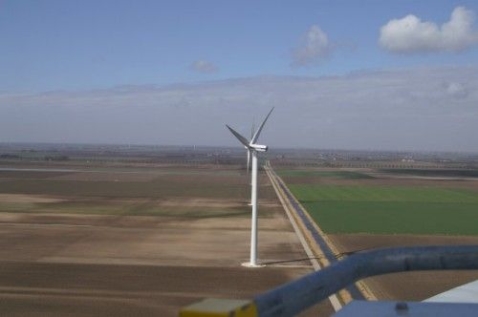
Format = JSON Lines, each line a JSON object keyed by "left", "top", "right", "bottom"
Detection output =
{"left": 1, "top": 1, "right": 477, "bottom": 151}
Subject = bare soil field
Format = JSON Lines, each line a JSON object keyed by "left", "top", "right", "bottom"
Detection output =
{"left": 0, "top": 166, "right": 333, "bottom": 316}
{"left": 0, "top": 194, "right": 64, "bottom": 204}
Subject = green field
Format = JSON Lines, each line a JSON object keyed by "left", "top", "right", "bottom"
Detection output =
{"left": 287, "top": 183, "right": 478, "bottom": 235}
{"left": 379, "top": 169, "right": 478, "bottom": 178}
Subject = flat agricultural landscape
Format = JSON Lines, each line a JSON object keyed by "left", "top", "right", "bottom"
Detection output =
{"left": 0, "top": 163, "right": 333, "bottom": 317}
{"left": 278, "top": 168, "right": 478, "bottom": 300}
{"left": 2, "top": 144, "right": 478, "bottom": 316}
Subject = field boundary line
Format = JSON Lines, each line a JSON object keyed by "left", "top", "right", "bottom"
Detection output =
{"left": 265, "top": 165, "right": 343, "bottom": 312}
{"left": 265, "top": 165, "right": 352, "bottom": 305}
{"left": 0, "top": 285, "right": 214, "bottom": 299}
{"left": 266, "top": 164, "right": 376, "bottom": 302}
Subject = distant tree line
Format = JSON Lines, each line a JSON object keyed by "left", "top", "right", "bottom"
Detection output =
{"left": 0, "top": 153, "right": 71, "bottom": 161}
{"left": 44, "top": 155, "right": 69, "bottom": 161}
{"left": 0, "top": 154, "right": 20, "bottom": 159}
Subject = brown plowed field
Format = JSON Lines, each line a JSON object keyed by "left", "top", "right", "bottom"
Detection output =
{"left": 0, "top": 212, "right": 333, "bottom": 317}
{"left": 0, "top": 167, "right": 333, "bottom": 316}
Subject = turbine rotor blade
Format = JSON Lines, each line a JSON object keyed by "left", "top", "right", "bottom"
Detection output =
{"left": 251, "top": 107, "right": 274, "bottom": 144}
{"left": 226, "top": 125, "right": 251, "bottom": 148}
{"left": 250, "top": 120, "right": 255, "bottom": 140}
{"left": 247, "top": 150, "right": 251, "bottom": 172}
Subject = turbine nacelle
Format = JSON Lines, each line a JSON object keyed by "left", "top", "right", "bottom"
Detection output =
{"left": 250, "top": 144, "right": 268, "bottom": 152}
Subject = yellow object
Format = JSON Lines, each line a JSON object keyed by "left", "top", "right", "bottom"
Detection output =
{"left": 179, "top": 298, "right": 257, "bottom": 317}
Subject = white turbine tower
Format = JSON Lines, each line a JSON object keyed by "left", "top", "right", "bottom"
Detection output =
{"left": 226, "top": 107, "right": 274, "bottom": 267}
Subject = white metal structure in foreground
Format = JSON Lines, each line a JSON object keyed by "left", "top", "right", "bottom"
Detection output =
{"left": 426, "top": 279, "right": 478, "bottom": 304}
{"left": 336, "top": 276, "right": 478, "bottom": 317}
{"left": 226, "top": 108, "right": 274, "bottom": 267}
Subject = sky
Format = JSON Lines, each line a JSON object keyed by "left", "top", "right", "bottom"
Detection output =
{"left": 1, "top": 0, "right": 477, "bottom": 152}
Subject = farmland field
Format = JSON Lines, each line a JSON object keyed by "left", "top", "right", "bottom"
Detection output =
{"left": 0, "top": 167, "right": 283, "bottom": 217}
{"left": 2, "top": 144, "right": 478, "bottom": 313}
{"left": 281, "top": 169, "right": 478, "bottom": 235}
{"left": 278, "top": 167, "right": 478, "bottom": 301}
{"left": 289, "top": 184, "right": 478, "bottom": 235}
{"left": 0, "top": 163, "right": 331, "bottom": 317}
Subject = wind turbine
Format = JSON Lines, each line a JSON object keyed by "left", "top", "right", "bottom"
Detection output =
{"left": 226, "top": 107, "right": 274, "bottom": 267}
{"left": 246, "top": 108, "right": 273, "bottom": 174}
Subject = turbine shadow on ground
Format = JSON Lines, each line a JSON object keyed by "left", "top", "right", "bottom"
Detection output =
{"left": 262, "top": 249, "right": 369, "bottom": 266}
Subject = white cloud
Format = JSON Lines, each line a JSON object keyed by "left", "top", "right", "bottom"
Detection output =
{"left": 446, "top": 82, "right": 468, "bottom": 99}
{"left": 379, "top": 6, "right": 478, "bottom": 53}
{"left": 190, "top": 60, "right": 218, "bottom": 73}
{"left": 0, "top": 67, "right": 477, "bottom": 151}
{"left": 292, "top": 25, "right": 331, "bottom": 66}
